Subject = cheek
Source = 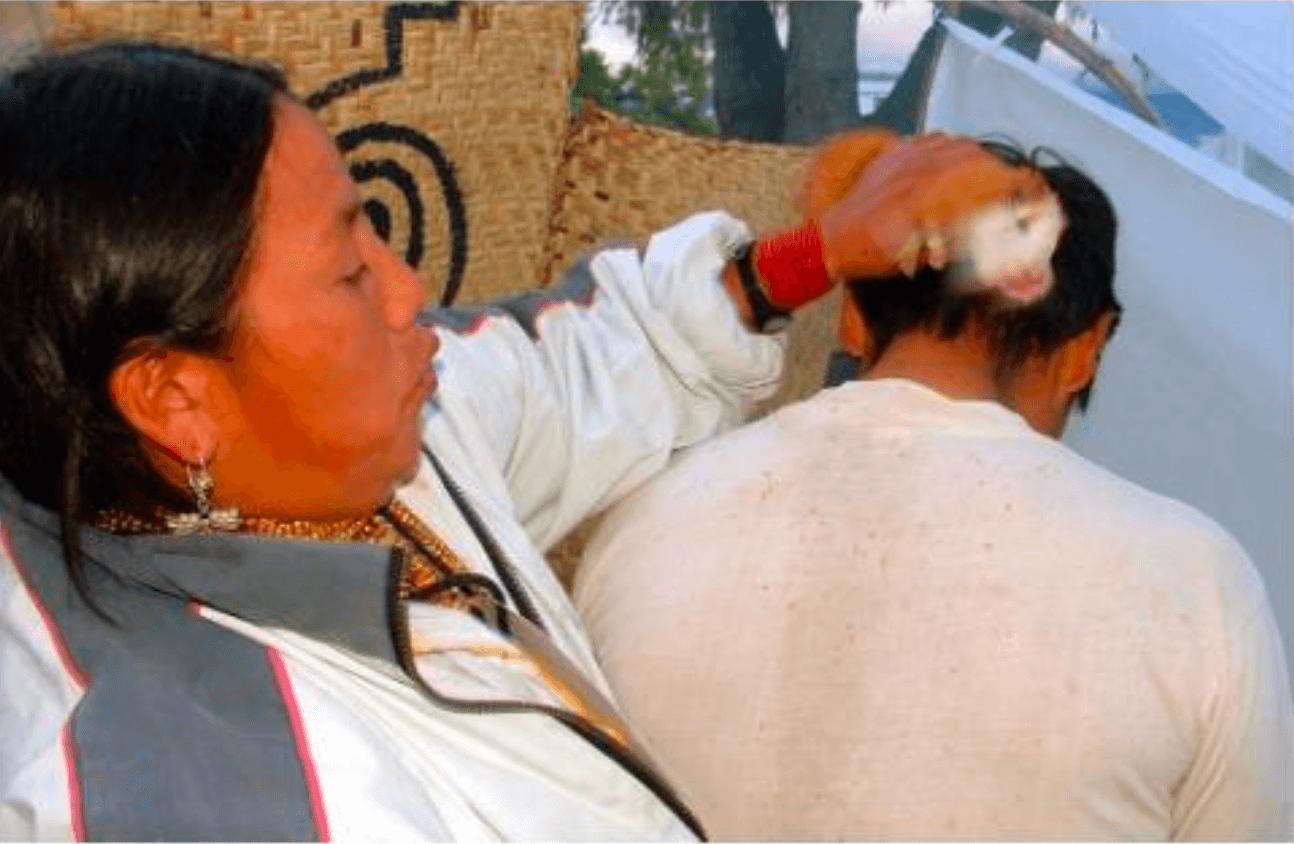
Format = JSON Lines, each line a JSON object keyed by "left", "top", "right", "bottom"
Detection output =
{"left": 233, "top": 319, "right": 407, "bottom": 459}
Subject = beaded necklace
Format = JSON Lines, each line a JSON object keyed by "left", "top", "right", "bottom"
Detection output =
{"left": 94, "top": 496, "right": 640, "bottom": 760}
{"left": 92, "top": 499, "right": 472, "bottom": 604}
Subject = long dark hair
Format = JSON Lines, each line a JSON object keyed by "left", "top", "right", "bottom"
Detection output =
{"left": 848, "top": 140, "right": 1121, "bottom": 408}
{"left": 0, "top": 42, "right": 286, "bottom": 615}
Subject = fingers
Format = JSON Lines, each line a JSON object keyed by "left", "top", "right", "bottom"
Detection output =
{"left": 907, "top": 141, "right": 1019, "bottom": 195}
{"left": 850, "top": 137, "right": 986, "bottom": 208}
{"left": 925, "top": 231, "right": 950, "bottom": 271}
{"left": 890, "top": 229, "right": 954, "bottom": 278}
{"left": 895, "top": 140, "right": 1051, "bottom": 248}
{"left": 925, "top": 153, "right": 1047, "bottom": 205}
{"left": 810, "top": 132, "right": 999, "bottom": 221}
{"left": 894, "top": 232, "right": 924, "bottom": 277}
{"left": 815, "top": 130, "right": 1055, "bottom": 281}
{"left": 918, "top": 163, "right": 1049, "bottom": 236}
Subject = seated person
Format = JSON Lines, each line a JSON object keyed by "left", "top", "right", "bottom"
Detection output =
{"left": 0, "top": 42, "right": 1040, "bottom": 840}
{"left": 574, "top": 140, "right": 1293, "bottom": 840}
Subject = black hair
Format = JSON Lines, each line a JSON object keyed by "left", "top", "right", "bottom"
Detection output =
{"left": 0, "top": 42, "right": 287, "bottom": 616}
{"left": 847, "top": 139, "right": 1121, "bottom": 409}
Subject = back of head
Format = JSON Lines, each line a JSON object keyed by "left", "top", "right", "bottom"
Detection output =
{"left": 848, "top": 142, "right": 1120, "bottom": 408}
{"left": 0, "top": 42, "right": 285, "bottom": 605}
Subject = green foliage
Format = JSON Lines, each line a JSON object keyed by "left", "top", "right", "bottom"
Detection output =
{"left": 574, "top": 2, "right": 717, "bottom": 136}
{"left": 570, "top": 46, "right": 619, "bottom": 111}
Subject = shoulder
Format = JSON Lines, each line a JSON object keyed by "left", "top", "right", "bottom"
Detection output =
{"left": 1051, "top": 444, "right": 1247, "bottom": 553}
{"left": 1023, "top": 440, "right": 1275, "bottom": 622}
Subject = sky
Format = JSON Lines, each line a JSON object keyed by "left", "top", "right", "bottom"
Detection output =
{"left": 583, "top": 0, "right": 1094, "bottom": 112}
{"left": 854, "top": 0, "right": 938, "bottom": 69}
{"left": 586, "top": 0, "right": 937, "bottom": 74}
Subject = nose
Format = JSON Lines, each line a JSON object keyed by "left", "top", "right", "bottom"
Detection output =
{"left": 367, "top": 228, "right": 429, "bottom": 331}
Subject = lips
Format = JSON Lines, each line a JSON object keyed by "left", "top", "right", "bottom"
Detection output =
{"left": 411, "top": 363, "right": 436, "bottom": 405}
{"left": 406, "top": 327, "right": 439, "bottom": 408}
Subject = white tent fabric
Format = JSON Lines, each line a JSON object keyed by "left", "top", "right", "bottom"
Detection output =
{"left": 1081, "top": 1, "right": 1292, "bottom": 172}
{"left": 923, "top": 19, "right": 1293, "bottom": 676}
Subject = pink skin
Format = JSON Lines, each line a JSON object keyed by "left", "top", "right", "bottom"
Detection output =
{"left": 995, "top": 267, "right": 1050, "bottom": 303}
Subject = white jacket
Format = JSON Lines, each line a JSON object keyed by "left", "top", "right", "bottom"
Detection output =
{"left": 0, "top": 212, "right": 783, "bottom": 841}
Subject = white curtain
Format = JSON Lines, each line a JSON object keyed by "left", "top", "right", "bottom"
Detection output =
{"left": 1082, "top": 1, "right": 1292, "bottom": 173}
{"left": 924, "top": 19, "right": 1294, "bottom": 676}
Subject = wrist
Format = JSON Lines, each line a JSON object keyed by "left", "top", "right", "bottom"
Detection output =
{"left": 817, "top": 206, "right": 898, "bottom": 281}
{"left": 754, "top": 221, "right": 832, "bottom": 310}
{"left": 733, "top": 242, "right": 791, "bottom": 334}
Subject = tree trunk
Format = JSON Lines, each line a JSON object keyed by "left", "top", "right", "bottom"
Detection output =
{"left": 865, "top": 23, "right": 942, "bottom": 134}
{"left": 955, "top": 0, "right": 1060, "bottom": 61}
{"left": 783, "top": 1, "right": 862, "bottom": 143}
{"left": 709, "top": 1, "right": 785, "bottom": 141}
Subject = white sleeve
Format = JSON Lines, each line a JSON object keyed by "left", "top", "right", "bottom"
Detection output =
{"left": 1172, "top": 588, "right": 1294, "bottom": 840}
{"left": 0, "top": 556, "right": 83, "bottom": 842}
{"left": 424, "top": 211, "right": 786, "bottom": 551}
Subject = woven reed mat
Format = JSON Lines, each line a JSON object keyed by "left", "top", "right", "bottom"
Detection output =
{"left": 541, "top": 103, "right": 846, "bottom": 585}
{"left": 542, "top": 101, "right": 841, "bottom": 413}
{"left": 53, "top": 1, "right": 584, "bottom": 308}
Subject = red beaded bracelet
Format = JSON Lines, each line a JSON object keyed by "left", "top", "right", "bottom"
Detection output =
{"left": 754, "top": 220, "right": 833, "bottom": 310}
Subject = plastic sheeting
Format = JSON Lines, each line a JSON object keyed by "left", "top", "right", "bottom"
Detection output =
{"left": 924, "top": 20, "right": 1293, "bottom": 676}
{"left": 1082, "top": 1, "right": 1292, "bottom": 173}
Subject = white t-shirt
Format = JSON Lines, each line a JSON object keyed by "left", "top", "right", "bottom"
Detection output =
{"left": 575, "top": 378, "right": 1293, "bottom": 840}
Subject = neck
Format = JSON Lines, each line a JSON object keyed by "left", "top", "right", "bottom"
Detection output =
{"left": 862, "top": 329, "right": 1009, "bottom": 406}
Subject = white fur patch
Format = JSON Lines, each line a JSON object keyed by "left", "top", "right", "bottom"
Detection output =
{"left": 947, "top": 194, "right": 1067, "bottom": 305}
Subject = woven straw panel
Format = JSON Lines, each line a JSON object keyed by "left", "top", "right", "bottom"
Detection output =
{"left": 542, "top": 102, "right": 840, "bottom": 413}
{"left": 52, "top": 1, "right": 583, "bottom": 306}
{"left": 541, "top": 105, "right": 845, "bottom": 587}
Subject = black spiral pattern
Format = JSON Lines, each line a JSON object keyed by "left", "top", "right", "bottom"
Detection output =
{"left": 335, "top": 125, "right": 469, "bottom": 307}
{"left": 307, "top": 2, "right": 468, "bottom": 307}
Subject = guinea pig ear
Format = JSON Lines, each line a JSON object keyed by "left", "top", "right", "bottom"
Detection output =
{"left": 798, "top": 129, "right": 902, "bottom": 218}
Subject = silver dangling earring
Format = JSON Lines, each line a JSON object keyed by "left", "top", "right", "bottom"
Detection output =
{"left": 166, "top": 457, "right": 241, "bottom": 534}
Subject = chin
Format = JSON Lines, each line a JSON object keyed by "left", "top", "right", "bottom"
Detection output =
{"left": 394, "top": 456, "right": 421, "bottom": 488}
{"left": 369, "top": 456, "right": 422, "bottom": 514}
{"left": 393, "top": 431, "right": 426, "bottom": 485}
{"left": 380, "top": 414, "right": 429, "bottom": 498}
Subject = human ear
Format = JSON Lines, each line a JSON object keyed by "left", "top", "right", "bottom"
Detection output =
{"left": 1057, "top": 310, "right": 1118, "bottom": 400}
{"left": 108, "top": 347, "right": 226, "bottom": 467}
{"left": 837, "top": 288, "right": 870, "bottom": 360}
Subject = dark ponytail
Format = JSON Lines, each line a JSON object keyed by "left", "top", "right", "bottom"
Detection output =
{"left": 0, "top": 42, "right": 287, "bottom": 616}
